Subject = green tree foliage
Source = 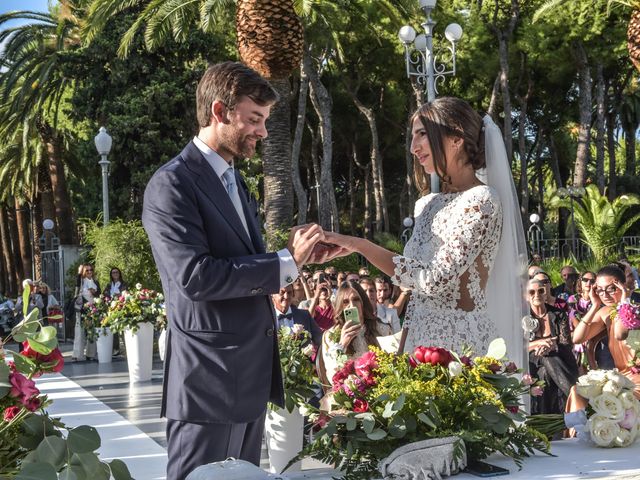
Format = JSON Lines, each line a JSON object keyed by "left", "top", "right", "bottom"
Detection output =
{"left": 83, "top": 219, "right": 161, "bottom": 291}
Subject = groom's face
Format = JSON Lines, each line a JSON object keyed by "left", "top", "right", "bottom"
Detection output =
{"left": 218, "top": 96, "right": 272, "bottom": 159}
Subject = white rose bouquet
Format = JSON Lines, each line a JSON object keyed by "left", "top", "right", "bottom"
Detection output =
{"left": 528, "top": 369, "right": 640, "bottom": 448}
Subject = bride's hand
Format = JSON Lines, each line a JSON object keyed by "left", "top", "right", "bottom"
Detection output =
{"left": 324, "top": 232, "right": 360, "bottom": 253}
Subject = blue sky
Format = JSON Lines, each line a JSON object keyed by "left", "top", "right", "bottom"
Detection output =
{"left": 2, "top": 0, "right": 50, "bottom": 27}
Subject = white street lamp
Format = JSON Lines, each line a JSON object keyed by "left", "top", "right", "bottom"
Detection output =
{"left": 398, "top": 0, "right": 463, "bottom": 193}
{"left": 529, "top": 213, "right": 540, "bottom": 225}
{"left": 94, "top": 126, "right": 112, "bottom": 225}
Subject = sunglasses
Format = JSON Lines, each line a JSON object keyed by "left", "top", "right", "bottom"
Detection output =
{"left": 595, "top": 285, "right": 617, "bottom": 296}
{"left": 581, "top": 277, "right": 595, "bottom": 284}
{"left": 528, "top": 288, "right": 546, "bottom": 296}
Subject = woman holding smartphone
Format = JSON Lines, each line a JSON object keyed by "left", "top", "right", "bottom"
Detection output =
{"left": 320, "top": 281, "right": 393, "bottom": 385}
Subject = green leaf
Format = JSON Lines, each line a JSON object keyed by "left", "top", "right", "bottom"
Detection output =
{"left": 417, "top": 412, "right": 436, "bottom": 429}
{"left": 27, "top": 326, "right": 58, "bottom": 355}
{"left": 58, "top": 467, "right": 80, "bottom": 480}
{"left": 366, "top": 428, "right": 387, "bottom": 440}
{"left": 0, "top": 361, "right": 10, "bottom": 398}
{"left": 362, "top": 416, "right": 375, "bottom": 434}
{"left": 389, "top": 416, "right": 407, "bottom": 438}
{"left": 382, "top": 400, "right": 397, "bottom": 419}
{"left": 35, "top": 435, "right": 66, "bottom": 469}
{"left": 70, "top": 453, "right": 109, "bottom": 479}
{"left": 15, "top": 462, "right": 57, "bottom": 480}
{"left": 22, "top": 284, "right": 31, "bottom": 317}
{"left": 13, "top": 352, "right": 37, "bottom": 374}
{"left": 12, "top": 308, "right": 39, "bottom": 342}
{"left": 393, "top": 393, "right": 406, "bottom": 412}
{"left": 346, "top": 418, "right": 357, "bottom": 431}
{"left": 68, "top": 426, "right": 101, "bottom": 454}
{"left": 626, "top": 330, "right": 640, "bottom": 351}
{"left": 109, "top": 459, "right": 134, "bottom": 480}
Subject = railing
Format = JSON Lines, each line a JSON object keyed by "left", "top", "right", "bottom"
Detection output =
{"left": 528, "top": 235, "right": 640, "bottom": 261}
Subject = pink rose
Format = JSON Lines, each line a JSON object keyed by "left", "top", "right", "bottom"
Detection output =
{"left": 353, "top": 399, "right": 369, "bottom": 413}
{"left": 3, "top": 406, "right": 21, "bottom": 422}
{"left": 355, "top": 351, "right": 378, "bottom": 378}
{"left": 619, "top": 408, "right": 638, "bottom": 430}
{"left": 530, "top": 385, "right": 544, "bottom": 397}
{"left": 9, "top": 373, "right": 39, "bottom": 401}
{"left": 521, "top": 373, "right": 535, "bottom": 386}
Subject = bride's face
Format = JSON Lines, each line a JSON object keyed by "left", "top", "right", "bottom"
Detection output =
{"left": 410, "top": 117, "right": 458, "bottom": 175}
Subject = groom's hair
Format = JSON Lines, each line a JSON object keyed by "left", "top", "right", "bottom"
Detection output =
{"left": 196, "top": 61, "right": 279, "bottom": 128}
{"left": 412, "top": 97, "right": 485, "bottom": 194}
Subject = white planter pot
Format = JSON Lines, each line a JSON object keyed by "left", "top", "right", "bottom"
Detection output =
{"left": 96, "top": 327, "right": 113, "bottom": 364}
{"left": 158, "top": 329, "right": 167, "bottom": 362}
{"left": 264, "top": 406, "right": 303, "bottom": 474}
{"left": 124, "top": 322, "right": 154, "bottom": 382}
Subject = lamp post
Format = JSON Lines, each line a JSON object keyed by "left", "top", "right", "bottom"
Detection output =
{"left": 94, "top": 127, "right": 113, "bottom": 225}
{"left": 401, "top": 217, "right": 414, "bottom": 245}
{"left": 398, "top": 0, "right": 463, "bottom": 194}
{"left": 527, "top": 213, "right": 542, "bottom": 256}
{"left": 556, "top": 186, "right": 585, "bottom": 258}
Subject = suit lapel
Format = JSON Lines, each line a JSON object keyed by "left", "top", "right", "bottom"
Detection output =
{"left": 236, "top": 173, "right": 266, "bottom": 254}
{"left": 182, "top": 142, "right": 255, "bottom": 253}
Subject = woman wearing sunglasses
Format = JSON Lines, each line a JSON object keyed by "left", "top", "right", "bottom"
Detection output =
{"left": 527, "top": 279, "right": 578, "bottom": 414}
{"left": 568, "top": 265, "right": 640, "bottom": 412}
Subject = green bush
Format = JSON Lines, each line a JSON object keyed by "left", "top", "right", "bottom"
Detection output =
{"left": 83, "top": 219, "right": 161, "bottom": 292}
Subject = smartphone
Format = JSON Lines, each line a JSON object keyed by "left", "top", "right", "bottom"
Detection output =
{"left": 317, "top": 273, "right": 327, "bottom": 284}
{"left": 343, "top": 307, "right": 360, "bottom": 327}
{"left": 464, "top": 461, "right": 509, "bottom": 477}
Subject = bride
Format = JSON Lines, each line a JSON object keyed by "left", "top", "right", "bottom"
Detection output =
{"left": 325, "top": 97, "right": 528, "bottom": 366}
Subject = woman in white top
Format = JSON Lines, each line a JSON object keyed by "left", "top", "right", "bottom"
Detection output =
{"left": 37, "top": 282, "right": 59, "bottom": 326}
{"left": 325, "top": 98, "right": 527, "bottom": 366}
{"left": 73, "top": 264, "right": 101, "bottom": 361}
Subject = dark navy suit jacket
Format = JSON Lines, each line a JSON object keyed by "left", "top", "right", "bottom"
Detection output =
{"left": 142, "top": 141, "right": 284, "bottom": 424}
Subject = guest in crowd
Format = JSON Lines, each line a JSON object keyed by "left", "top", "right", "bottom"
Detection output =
{"left": 73, "top": 263, "right": 100, "bottom": 361}
{"left": 360, "top": 277, "right": 402, "bottom": 333}
{"left": 568, "top": 265, "right": 640, "bottom": 413}
{"left": 15, "top": 279, "right": 44, "bottom": 321}
{"left": 358, "top": 267, "right": 370, "bottom": 277}
{"left": 617, "top": 260, "right": 640, "bottom": 303}
{"left": 528, "top": 264, "right": 542, "bottom": 278}
{"left": 307, "top": 278, "right": 335, "bottom": 331}
{"left": 37, "top": 282, "right": 59, "bottom": 326}
{"left": 291, "top": 277, "right": 308, "bottom": 307}
{"left": 345, "top": 272, "right": 360, "bottom": 282}
{"left": 567, "top": 271, "right": 614, "bottom": 371}
{"left": 321, "top": 281, "right": 393, "bottom": 385}
{"left": 526, "top": 278, "right": 578, "bottom": 414}
{"left": 271, "top": 283, "right": 322, "bottom": 349}
{"left": 532, "top": 270, "right": 568, "bottom": 313}
{"left": 103, "top": 267, "right": 127, "bottom": 356}
{"left": 551, "top": 265, "right": 579, "bottom": 300}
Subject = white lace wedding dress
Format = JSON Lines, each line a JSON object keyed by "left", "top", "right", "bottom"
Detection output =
{"left": 393, "top": 185, "right": 503, "bottom": 355}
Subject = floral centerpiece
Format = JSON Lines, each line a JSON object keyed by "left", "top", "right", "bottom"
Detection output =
{"left": 273, "top": 324, "right": 318, "bottom": 413}
{"left": 293, "top": 340, "right": 549, "bottom": 480}
{"left": 612, "top": 301, "right": 640, "bottom": 373}
{"left": 104, "top": 284, "right": 165, "bottom": 334}
{"left": 1, "top": 282, "right": 133, "bottom": 478}
{"left": 82, "top": 296, "right": 110, "bottom": 342}
{"left": 528, "top": 369, "right": 640, "bottom": 448}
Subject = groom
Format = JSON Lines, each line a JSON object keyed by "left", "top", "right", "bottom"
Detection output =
{"left": 142, "top": 62, "right": 332, "bottom": 480}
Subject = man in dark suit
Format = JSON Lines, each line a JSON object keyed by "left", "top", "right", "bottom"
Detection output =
{"left": 272, "top": 284, "right": 322, "bottom": 349}
{"left": 142, "top": 62, "right": 337, "bottom": 480}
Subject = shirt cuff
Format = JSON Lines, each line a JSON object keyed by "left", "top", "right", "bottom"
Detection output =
{"left": 277, "top": 248, "right": 299, "bottom": 287}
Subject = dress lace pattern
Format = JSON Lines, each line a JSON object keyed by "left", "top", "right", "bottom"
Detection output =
{"left": 393, "top": 185, "right": 503, "bottom": 355}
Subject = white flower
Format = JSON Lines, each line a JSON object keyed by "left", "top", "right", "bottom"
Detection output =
{"left": 589, "top": 415, "right": 621, "bottom": 447}
{"left": 135, "top": 283, "right": 142, "bottom": 290}
{"left": 22, "top": 279, "right": 33, "bottom": 289}
{"left": 619, "top": 391, "right": 637, "bottom": 410}
{"left": 448, "top": 361, "right": 463, "bottom": 377}
{"left": 602, "top": 380, "right": 622, "bottom": 397}
{"left": 584, "top": 369, "right": 609, "bottom": 385}
{"left": 292, "top": 323, "right": 305, "bottom": 336}
{"left": 279, "top": 326, "right": 292, "bottom": 336}
{"left": 302, "top": 344, "right": 315, "bottom": 357}
{"left": 576, "top": 377, "right": 603, "bottom": 400}
{"left": 606, "top": 370, "right": 635, "bottom": 391}
{"left": 591, "top": 393, "right": 625, "bottom": 421}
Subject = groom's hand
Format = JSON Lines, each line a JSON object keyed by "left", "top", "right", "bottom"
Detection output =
{"left": 307, "top": 242, "right": 350, "bottom": 264}
{"left": 287, "top": 224, "right": 324, "bottom": 266}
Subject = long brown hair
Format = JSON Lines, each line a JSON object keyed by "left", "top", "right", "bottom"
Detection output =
{"left": 412, "top": 97, "right": 485, "bottom": 194}
{"left": 333, "top": 280, "right": 383, "bottom": 355}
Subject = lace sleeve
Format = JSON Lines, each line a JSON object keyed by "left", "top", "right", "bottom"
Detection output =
{"left": 392, "top": 191, "right": 502, "bottom": 297}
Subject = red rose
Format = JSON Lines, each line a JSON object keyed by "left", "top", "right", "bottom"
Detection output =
{"left": 504, "top": 362, "right": 518, "bottom": 374}
{"left": 488, "top": 363, "right": 501, "bottom": 373}
{"left": 9, "top": 372, "right": 39, "bottom": 400}
{"left": 353, "top": 399, "right": 369, "bottom": 413}
{"left": 39, "top": 348, "right": 64, "bottom": 373}
{"left": 7, "top": 361, "right": 16, "bottom": 372}
{"left": 21, "top": 342, "right": 38, "bottom": 359}
{"left": 3, "top": 406, "right": 21, "bottom": 421}
{"left": 506, "top": 405, "right": 519, "bottom": 414}
{"left": 408, "top": 356, "right": 418, "bottom": 369}
{"left": 419, "top": 347, "right": 453, "bottom": 367}
{"left": 460, "top": 356, "right": 473, "bottom": 367}
{"left": 414, "top": 346, "right": 426, "bottom": 363}
{"left": 24, "top": 397, "right": 41, "bottom": 412}
{"left": 355, "top": 351, "right": 378, "bottom": 378}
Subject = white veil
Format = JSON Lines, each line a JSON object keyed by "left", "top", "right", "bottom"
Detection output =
{"left": 476, "top": 115, "right": 529, "bottom": 371}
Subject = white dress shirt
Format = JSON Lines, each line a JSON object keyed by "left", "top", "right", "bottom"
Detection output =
{"left": 193, "top": 137, "right": 298, "bottom": 287}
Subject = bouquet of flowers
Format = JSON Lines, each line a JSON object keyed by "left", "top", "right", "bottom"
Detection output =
{"left": 293, "top": 340, "right": 548, "bottom": 480}
{"left": 1, "top": 282, "right": 133, "bottom": 478}
{"left": 273, "top": 324, "right": 318, "bottom": 413}
{"left": 612, "top": 301, "right": 640, "bottom": 373}
{"left": 104, "top": 283, "right": 165, "bottom": 334}
{"left": 529, "top": 369, "right": 640, "bottom": 448}
{"left": 82, "top": 296, "right": 111, "bottom": 342}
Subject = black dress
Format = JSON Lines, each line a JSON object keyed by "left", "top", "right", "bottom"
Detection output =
{"left": 529, "top": 304, "right": 579, "bottom": 415}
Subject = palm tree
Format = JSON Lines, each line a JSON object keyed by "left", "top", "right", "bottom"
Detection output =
{"left": 0, "top": 6, "right": 81, "bottom": 244}
{"left": 549, "top": 184, "right": 640, "bottom": 263}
